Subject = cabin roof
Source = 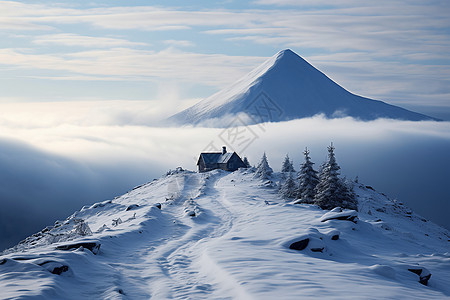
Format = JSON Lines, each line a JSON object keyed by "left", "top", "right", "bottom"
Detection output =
{"left": 199, "top": 152, "right": 234, "bottom": 165}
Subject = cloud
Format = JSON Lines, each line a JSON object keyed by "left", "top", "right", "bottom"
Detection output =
{"left": 163, "top": 40, "right": 195, "bottom": 48}
{"left": 0, "top": 137, "right": 165, "bottom": 251}
{"left": 0, "top": 47, "right": 266, "bottom": 86}
{"left": 32, "top": 33, "right": 148, "bottom": 48}
{"left": 0, "top": 99, "right": 202, "bottom": 129}
{"left": 1, "top": 106, "right": 449, "bottom": 251}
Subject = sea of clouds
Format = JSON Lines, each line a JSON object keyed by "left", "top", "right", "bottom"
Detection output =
{"left": 1, "top": 102, "right": 449, "bottom": 250}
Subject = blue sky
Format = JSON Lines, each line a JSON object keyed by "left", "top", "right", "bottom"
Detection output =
{"left": 1, "top": 1, "right": 450, "bottom": 250}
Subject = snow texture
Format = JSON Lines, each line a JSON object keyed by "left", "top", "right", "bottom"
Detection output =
{"left": 1, "top": 169, "right": 449, "bottom": 299}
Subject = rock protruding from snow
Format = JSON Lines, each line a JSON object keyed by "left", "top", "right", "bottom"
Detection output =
{"left": 55, "top": 242, "right": 101, "bottom": 255}
{"left": 289, "top": 238, "right": 309, "bottom": 251}
{"left": 286, "top": 228, "right": 331, "bottom": 254}
{"left": 184, "top": 199, "right": 200, "bottom": 217}
{"left": 408, "top": 267, "right": 432, "bottom": 286}
{"left": 125, "top": 204, "right": 140, "bottom": 211}
{"left": 38, "top": 261, "right": 69, "bottom": 275}
{"left": 320, "top": 207, "right": 358, "bottom": 223}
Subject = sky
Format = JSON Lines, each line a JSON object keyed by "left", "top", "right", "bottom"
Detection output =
{"left": 1, "top": 0, "right": 450, "bottom": 250}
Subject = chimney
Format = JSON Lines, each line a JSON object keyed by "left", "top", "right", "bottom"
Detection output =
{"left": 222, "top": 146, "right": 227, "bottom": 154}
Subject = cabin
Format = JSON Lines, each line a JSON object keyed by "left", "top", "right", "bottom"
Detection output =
{"left": 197, "top": 146, "right": 246, "bottom": 173}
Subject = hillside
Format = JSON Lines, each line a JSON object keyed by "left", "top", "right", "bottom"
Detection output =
{"left": 168, "top": 50, "right": 436, "bottom": 126}
{"left": 1, "top": 168, "right": 449, "bottom": 299}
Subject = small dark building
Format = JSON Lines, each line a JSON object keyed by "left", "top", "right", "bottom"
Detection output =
{"left": 197, "top": 146, "right": 246, "bottom": 173}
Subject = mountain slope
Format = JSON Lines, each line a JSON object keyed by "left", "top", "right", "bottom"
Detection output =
{"left": 1, "top": 169, "right": 449, "bottom": 299}
{"left": 168, "top": 50, "right": 436, "bottom": 126}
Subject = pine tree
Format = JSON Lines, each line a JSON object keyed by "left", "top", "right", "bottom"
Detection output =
{"left": 314, "top": 143, "right": 357, "bottom": 210}
{"left": 296, "top": 147, "right": 319, "bottom": 204}
{"left": 340, "top": 178, "right": 358, "bottom": 211}
{"left": 254, "top": 152, "right": 273, "bottom": 180}
{"left": 243, "top": 156, "right": 251, "bottom": 168}
{"left": 279, "top": 172, "right": 297, "bottom": 199}
{"left": 281, "top": 154, "right": 295, "bottom": 173}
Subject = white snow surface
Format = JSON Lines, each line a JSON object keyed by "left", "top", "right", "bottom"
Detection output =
{"left": 1, "top": 169, "right": 449, "bottom": 299}
{"left": 167, "top": 49, "right": 435, "bottom": 126}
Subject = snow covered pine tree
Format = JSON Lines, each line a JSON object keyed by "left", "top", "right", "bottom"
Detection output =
{"left": 281, "top": 154, "right": 295, "bottom": 173}
{"left": 243, "top": 157, "right": 251, "bottom": 168}
{"left": 296, "top": 147, "right": 319, "bottom": 204}
{"left": 314, "top": 143, "right": 357, "bottom": 210}
{"left": 254, "top": 152, "right": 273, "bottom": 180}
{"left": 279, "top": 172, "right": 297, "bottom": 199}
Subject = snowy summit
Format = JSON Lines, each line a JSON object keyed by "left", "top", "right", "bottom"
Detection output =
{"left": 168, "top": 49, "right": 436, "bottom": 126}
{"left": 1, "top": 167, "right": 449, "bottom": 299}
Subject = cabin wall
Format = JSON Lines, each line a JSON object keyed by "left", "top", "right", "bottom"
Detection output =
{"left": 227, "top": 155, "right": 246, "bottom": 171}
{"left": 198, "top": 159, "right": 206, "bottom": 172}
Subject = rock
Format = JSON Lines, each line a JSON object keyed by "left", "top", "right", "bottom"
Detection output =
{"left": 408, "top": 267, "right": 431, "bottom": 286}
{"left": 154, "top": 203, "right": 162, "bottom": 209}
{"left": 328, "top": 230, "right": 340, "bottom": 240}
{"left": 310, "top": 247, "right": 324, "bottom": 252}
{"left": 118, "top": 289, "right": 125, "bottom": 295}
{"left": 320, "top": 209, "right": 358, "bottom": 223}
{"left": 184, "top": 199, "right": 200, "bottom": 217}
{"left": 96, "top": 224, "right": 109, "bottom": 233}
{"left": 38, "top": 261, "right": 69, "bottom": 275}
{"left": 126, "top": 204, "right": 139, "bottom": 211}
{"left": 91, "top": 200, "right": 112, "bottom": 209}
{"left": 289, "top": 238, "right": 309, "bottom": 250}
{"left": 112, "top": 218, "right": 123, "bottom": 226}
{"left": 50, "top": 265, "right": 69, "bottom": 275}
{"left": 0, "top": 258, "right": 7, "bottom": 265}
{"left": 365, "top": 185, "right": 375, "bottom": 191}
{"left": 56, "top": 242, "right": 101, "bottom": 255}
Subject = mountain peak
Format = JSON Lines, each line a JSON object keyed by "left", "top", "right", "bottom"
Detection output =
{"left": 168, "top": 49, "right": 436, "bottom": 126}
{"left": 276, "top": 48, "right": 303, "bottom": 59}
{"left": 276, "top": 48, "right": 295, "bottom": 57}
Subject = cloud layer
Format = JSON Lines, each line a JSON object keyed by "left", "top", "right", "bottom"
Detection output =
{"left": 1, "top": 104, "right": 449, "bottom": 251}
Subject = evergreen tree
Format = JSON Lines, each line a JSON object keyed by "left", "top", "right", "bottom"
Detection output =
{"left": 296, "top": 147, "right": 319, "bottom": 203}
{"left": 314, "top": 143, "right": 357, "bottom": 210}
{"left": 281, "top": 154, "right": 295, "bottom": 173}
{"left": 340, "top": 178, "right": 358, "bottom": 211}
{"left": 279, "top": 172, "right": 297, "bottom": 199}
{"left": 243, "top": 156, "right": 251, "bottom": 168}
{"left": 254, "top": 152, "right": 273, "bottom": 180}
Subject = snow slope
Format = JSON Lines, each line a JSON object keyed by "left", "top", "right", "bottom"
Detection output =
{"left": 167, "top": 50, "right": 436, "bottom": 126}
{"left": 1, "top": 168, "right": 449, "bottom": 299}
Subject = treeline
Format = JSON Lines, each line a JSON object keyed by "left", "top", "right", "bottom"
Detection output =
{"left": 252, "top": 144, "right": 357, "bottom": 211}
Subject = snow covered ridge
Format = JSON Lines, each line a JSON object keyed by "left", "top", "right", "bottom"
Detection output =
{"left": 167, "top": 49, "right": 438, "bottom": 127}
{"left": 1, "top": 168, "right": 450, "bottom": 299}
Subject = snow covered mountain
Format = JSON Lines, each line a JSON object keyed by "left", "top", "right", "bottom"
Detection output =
{"left": 168, "top": 50, "right": 436, "bottom": 126}
{"left": 1, "top": 168, "right": 449, "bottom": 299}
